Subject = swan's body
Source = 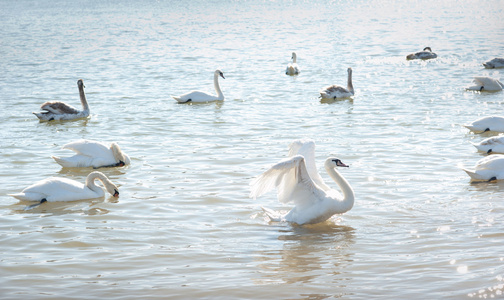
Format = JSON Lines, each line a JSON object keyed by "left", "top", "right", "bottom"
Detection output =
{"left": 466, "top": 76, "right": 503, "bottom": 91}
{"left": 483, "top": 58, "right": 504, "bottom": 69}
{"left": 285, "top": 52, "right": 300, "bottom": 75}
{"left": 472, "top": 136, "right": 504, "bottom": 154}
{"left": 34, "top": 79, "right": 90, "bottom": 121}
{"left": 52, "top": 139, "right": 130, "bottom": 168}
{"left": 320, "top": 68, "right": 354, "bottom": 100}
{"left": 463, "top": 155, "right": 504, "bottom": 181}
{"left": 249, "top": 139, "right": 354, "bottom": 225}
{"left": 464, "top": 116, "right": 504, "bottom": 133}
{"left": 171, "top": 70, "right": 225, "bottom": 103}
{"left": 9, "top": 171, "right": 119, "bottom": 204}
{"left": 406, "top": 47, "right": 437, "bottom": 60}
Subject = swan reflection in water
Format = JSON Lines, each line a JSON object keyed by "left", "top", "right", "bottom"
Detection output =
{"left": 253, "top": 221, "right": 356, "bottom": 286}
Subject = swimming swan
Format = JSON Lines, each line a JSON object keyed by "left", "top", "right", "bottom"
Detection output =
{"left": 472, "top": 136, "right": 504, "bottom": 154}
{"left": 9, "top": 171, "right": 119, "bottom": 208}
{"left": 320, "top": 68, "right": 354, "bottom": 99}
{"left": 483, "top": 58, "right": 504, "bottom": 69}
{"left": 466, "top": 77, "right": 504, "bottom": 91}
{"left": 249, "top": 139, "right": 354, "bottom": 225}
{"left": 34, "top": 79, "right": 90, "bottom": 121}
{"left": 172, "top": 70, "right": 225, "bottom": 103}
{"left": 406, "top": 47, "right": 437, "bottom": 60}
{"left": 464, "top": 116, "right": 504, "bottom": 133}
{"left": 463, "top": 155, "right": 504, "bottom": 182}
{"left": 285, "top": 52, "right": 300, "bottom": 75}
{"left": 52, "top": 139, "right": 130, "bottom": 168}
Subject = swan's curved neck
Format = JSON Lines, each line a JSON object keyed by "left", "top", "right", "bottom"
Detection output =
{"left": 292, "top": 53, "right": 297, "bottom": 63}
{"left": 86, "top": 171, "right": 114, "bottom": 194}
{"left": 325, "top": 163, "right": 355, "bottom": 212}
{"left": 79, "top": 84, "right": 90, "bottom": 112}
{"left": 347, "top": 70, "right": 354, "bottom": 94}
{"left": 110, "top": 143, "right": 125, "bottom": 163}
{"left": 213, "top": 73, "right": 223, "bottom": 98}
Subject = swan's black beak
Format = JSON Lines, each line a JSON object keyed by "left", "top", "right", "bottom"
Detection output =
{"left": 116, "top": 161, "right": 125, "bottom": 167}
{"left": 333, "top": 159, "right": 349, "bottom": 167}
{"left": 113, "top": 189, "right": 119, "bottom": 197}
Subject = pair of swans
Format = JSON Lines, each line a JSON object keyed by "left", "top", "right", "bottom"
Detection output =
{"left": 285, "top": 52, "right": 300, "bottom": 75}
{"left": 406, "top": 47, "right": 437, "bottom": 60}
{"left": 34, "top": 79, "right": 90, "bottom": 121}
{"left": 53, "top": 139, "right": 131, "bottom": 168}
{"left": 319, "top": 67, "right": 354, "bottom": 100}
{"left": 9, "top": 171, "right": 119, "bottom": 209}
{"left": 465, "top": 116, "right": 504, "bottom": 153}
{"left": 172, "top": 70, "right": 225, "bottom": 103}
{"left": 249, "top": 139, "right": 354, "bottom": 225}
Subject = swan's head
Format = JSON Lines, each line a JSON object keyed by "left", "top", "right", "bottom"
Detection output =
{"left": 326, "top": 157, "right": 349, "bottom": 168}
{"left": 110, "top": 142, "right": 129, "bottom": 166}
{"left": 291, "top": 52, "right": 297, "bottom": 60}
{"left": 215, "top": 70, "right": 225, "bottom": 79}
{"left": 347, "top": 67, "right": 352, "bottom": 74}
{"left": 107, "top": 182, "right": 120, "bottom": 198}
{"left": 423, "top": 47, "right": 432, "bottom": 52}
{"left": 77, "top": 79, "right": 85, "bottom": 88}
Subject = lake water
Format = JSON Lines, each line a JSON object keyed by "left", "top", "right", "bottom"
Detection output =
{"left": 1, "top": 0, "right": 504, "bottom": 299}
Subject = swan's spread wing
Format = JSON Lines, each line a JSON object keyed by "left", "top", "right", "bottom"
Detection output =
{"left": 288, "top": 139, "right": 330, "bottom": 191}
{"left": 250, "top": 155, "right": 321, "bottom": 205}
{"left": 41, "top": 101, "right": 80, "bottom": 114}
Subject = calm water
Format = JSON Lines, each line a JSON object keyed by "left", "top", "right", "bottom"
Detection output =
{"left": 1, "top": 0, "right": 504, "bottom": 299}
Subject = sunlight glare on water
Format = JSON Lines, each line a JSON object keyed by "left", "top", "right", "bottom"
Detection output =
{"left": 1, "top": 0, "right": 504, "bottom": 299}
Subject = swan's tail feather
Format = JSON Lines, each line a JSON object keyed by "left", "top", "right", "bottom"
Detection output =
{"left": 171, "top": 95, "right": 181, "bottom": 101}
{"left": 52, "top": 156, "right": 74, "bottom": 168}
{"left": 261, "top": 206, "right": 282, "bottom": 222}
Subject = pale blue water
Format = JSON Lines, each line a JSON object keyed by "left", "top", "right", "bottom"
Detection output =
{"left": 1, "top": 0, "right": 504, "bottom": 299}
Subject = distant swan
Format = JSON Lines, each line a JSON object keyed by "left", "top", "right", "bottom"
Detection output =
{"left": 320, "top": 68, "right": 354, "bottom": 99}
{"left": 463, "top": 155, "right": 504, "bottom": 182}
{"left": 34, "top": 79, "right": 90, "bottom": 121}
{"left": 464, "top": 116, "right": 504, "bottom": 133}
{"left": 285, "top": 52, "right": 300, "bottom": 75}
{"left": 172, "top": 70, "right": 225, "bottom": 103}
{"left": 249, "top": 139, "right": 355, "bottom": 225}
{"left": 466, "top": 76, "right": 503, "bottom": 91}
{"left": 9, "top": 171, "right": 119, "bottom": 208}
{"left": 472, "top": 136, "right": 504, "bottom": 154}
{"left": 406, "top": 47, "right": 437, "bottom": 60}
{"left": 483, "top": 58, "right": 504, "bottom": 69}
{"left": 52, "top": 139, "right": 130, "bottom": 168}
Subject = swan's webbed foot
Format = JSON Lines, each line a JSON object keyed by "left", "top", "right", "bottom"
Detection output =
{"left": 487, "top": 149, "right": 493, "bottom": 154}
{"left": 24, "top": 198, "right": 48, "bottom": 210}
{"left": 49, "top": 117, "right": 54, "bottom": 121}
{"left": 488, "top": 176, "right": 497, "bottom": 182}
{"left": 480, "top": 86, "right": 484, "bottom": 92}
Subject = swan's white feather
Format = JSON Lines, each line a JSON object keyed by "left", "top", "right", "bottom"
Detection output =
{"left": 464, "top": 116, "right": 504, "bottom": 133}
{"left": 172, "top": 70, "right": 225, "bottom": 103}
{"left": 52, "top": 140, "right": 130, "bottom": 168}
{"left": 9, "top": 177, "right": 102, "bottom": 202}
{"left": 463, "top": 155, "right": 504, "bottom": 181}
{"left": 285, "top": 52, "right": 300, "bottom": 75}
{"left": 466, "top": 77, "right": 504, "bottom": 91}
{"left": 483, "top": 58, "right": 504, "bottom": 69}
{"left": 472, "top": 136, "right": 504, "bottom": 154}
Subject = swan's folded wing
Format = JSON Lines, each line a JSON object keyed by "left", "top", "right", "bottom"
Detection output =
{"left": 62, "top": 140, "right": 112, "bottom": 158}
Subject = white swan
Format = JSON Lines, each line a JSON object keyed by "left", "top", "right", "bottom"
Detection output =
{"left": 171, "top": 70, "right": 225, "bottom": 103}
{"left": 285, "top": 52, "right": 300, "bottom": 75}
{"left": 464, "top": 116, "right": 504, "bottom": 133}
{"left": 9, "top": 171, "right": 119, "bottom": 208}
{"left": 466, "top": 76, "right": 503, "bottom": 91}
{"left": 249, "top": 139, "right": 354, "bottom": 225}
{"left": 406, "top": 47, "right": 437, "bottom": 60}
{"left": 463, "top": 155, "right": 504, "bottom": 181}
{"left": 52, "top": 139, "right": 130, "bottom": 168}
{"left": 320, "top": 68, "right": 354, "bottom": 99}
{"left": 472, "top": 136, "right": 504, "bottom": 154}
{"left": 483, "top": 58, "right": 504, "bottom": 69}
{"left": 34, "top": 79, "right": 90, "bottom": 121}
